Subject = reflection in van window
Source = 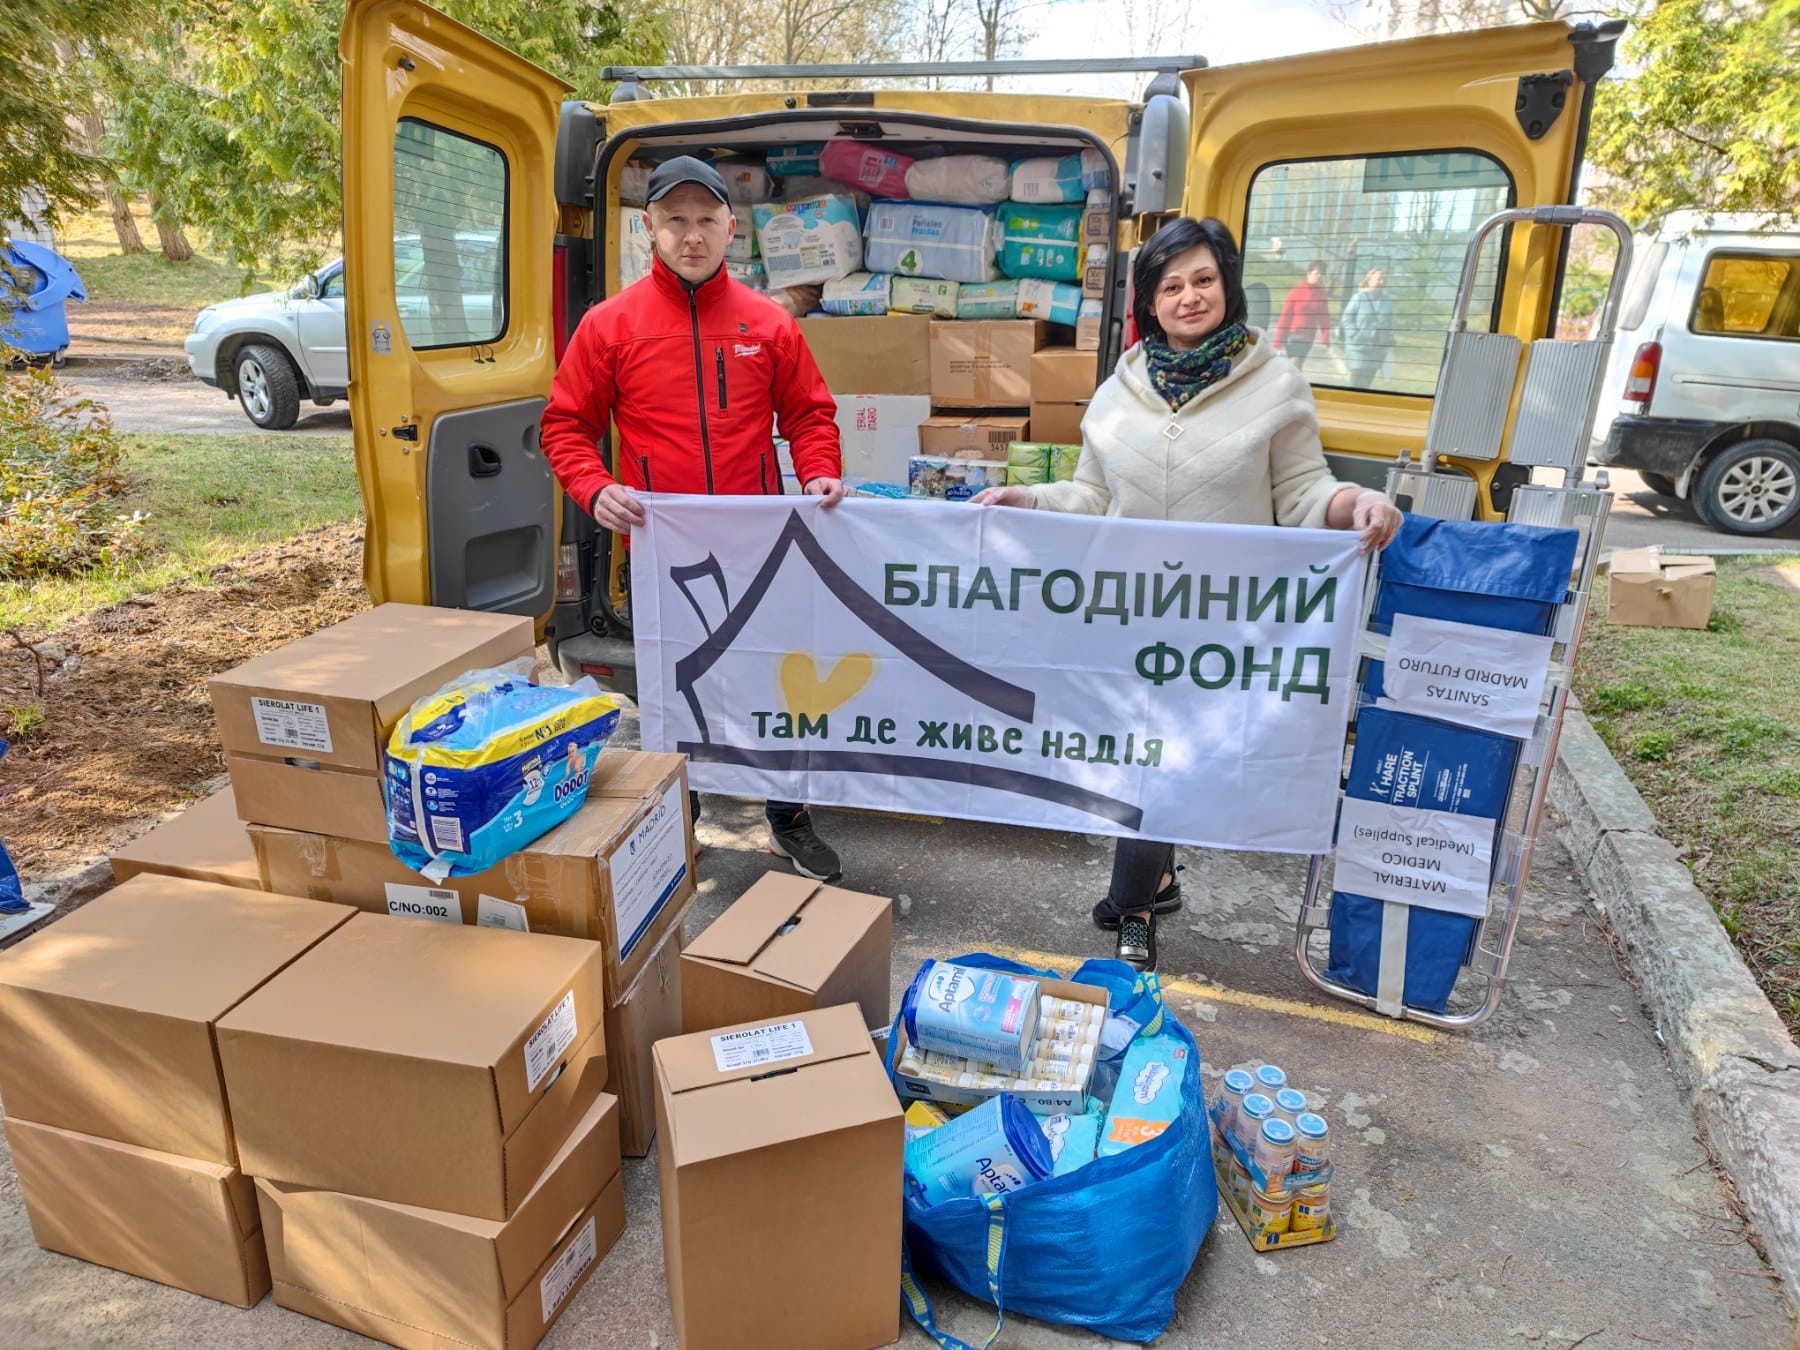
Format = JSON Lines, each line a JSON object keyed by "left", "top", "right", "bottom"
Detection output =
{"left": 1691, "top": 253, "right": 1798, "bottom": 339}
{"left": 393, "top": 120, "right": 507, "bottom": 350}
{"left": 1242, "top": 152, "right": 1512, "bottom": 396}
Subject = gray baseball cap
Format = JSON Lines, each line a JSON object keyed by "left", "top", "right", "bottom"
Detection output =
{"left": 646, "top": 156, "right": 730, "bottom": 205}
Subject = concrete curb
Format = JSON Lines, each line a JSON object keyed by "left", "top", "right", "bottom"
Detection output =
{"left": 1550, "top": 705, "right": 1800, "bottom": 1298}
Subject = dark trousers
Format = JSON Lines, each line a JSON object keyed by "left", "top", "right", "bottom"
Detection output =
{"left": 1284, "top": 336, "right": 1314, "bottom": 370}
{"left": 690, "top": 791, "right": 804, "bottom": 830}
{"left": 1097, "top": 837, "right": 1176, "bottom": 921}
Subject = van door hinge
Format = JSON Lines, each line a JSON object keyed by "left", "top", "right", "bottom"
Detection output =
{"left": 1515, "top": 71, "right": 1573, "bottom": 141}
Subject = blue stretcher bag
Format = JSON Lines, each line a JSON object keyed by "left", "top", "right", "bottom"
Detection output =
{"left": 1326, "top": 516, "right": 1578, "bottom": 1012}
{"left": 889, "top": 954, "right": 1215, "bottom": 1346}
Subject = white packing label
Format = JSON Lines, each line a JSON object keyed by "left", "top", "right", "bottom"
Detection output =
{"left": 384, "top": 883, "right": 462, "bottom": 924}
{"left": 477, "top": 894, "right": 530, "bottom": 933}
{"left": 525, "top": 990, "right": 579, "bottom": 1093}
{"left": 1383, "top": 614, "right": 1554, "bottom": 740}
{"left": 607, "top": 780, "right": 689, "bottom": 962}
{"left": 538, "top": 1215, "right": 597, "bottom": 1323}
{"left": 711, "top": 1019, "right": 815, "bottom": 1073}
{"left": 250, "top": 696, "right": 333, "bottom": 754}
{"left": 1333, "top": 796, "right": 1498, "bottom": 919}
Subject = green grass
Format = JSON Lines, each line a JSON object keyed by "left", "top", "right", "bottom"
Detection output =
{"left": 1575, "top": 558, "right": 1800, "bottom": 1031}
{"left": 54, "top": 204, "right": 265, "bottom": 344}
{"left": 0, "top": 432, "right": 361, "bottom": 632}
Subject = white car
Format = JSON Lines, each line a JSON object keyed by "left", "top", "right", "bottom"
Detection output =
{"left": 185, "top": 234, "right": 500, "bottom": 429}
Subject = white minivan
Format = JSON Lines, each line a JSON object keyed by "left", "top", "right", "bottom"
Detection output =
{"left": 1593, "top": 211, "right": 1800, "bottom": 535}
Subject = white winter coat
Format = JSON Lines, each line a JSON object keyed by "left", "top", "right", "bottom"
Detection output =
{"left": 1028, "top": 328, "right": 1354, "bottom": 528}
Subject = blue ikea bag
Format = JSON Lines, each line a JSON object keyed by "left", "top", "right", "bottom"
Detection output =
{"left": 888, "top": 954, "right": 1215, "bottom": 1346}
{"left": 1327, "top": 516, "right": 1578, "bottom": 1013}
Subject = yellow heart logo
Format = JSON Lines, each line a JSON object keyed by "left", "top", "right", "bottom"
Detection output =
{"left": 780, "top": 651, "right": 875, "bottom": 719}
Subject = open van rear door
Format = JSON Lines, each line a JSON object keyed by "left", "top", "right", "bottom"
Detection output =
{"left": 341, "top": 0, "right": 569, "bottom": 616}
{"left": 1181, "top": 21, "right": 1618, "bottom": 514}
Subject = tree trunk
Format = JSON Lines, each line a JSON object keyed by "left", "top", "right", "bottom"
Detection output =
{"left": 105, "top": 184, "right": 145, "bottom": 254}
{"left": 150, "top": 197, "right": 193, "bottom": 262}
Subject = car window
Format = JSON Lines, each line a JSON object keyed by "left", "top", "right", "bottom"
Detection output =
{"left": 1616, "top": 238, "right": 1667, "bottom": 332}
{"left": 319, "top": 268, "right": 344, "bottom": 301}
{"left": 1690, "top": 251, "right": 1799, "bottom": 340}
{"left": 1241, "top": 151, "right": 1514, "bottom": 397}
{"left": 392, "top": 119, "right": 507, "bottom": 349}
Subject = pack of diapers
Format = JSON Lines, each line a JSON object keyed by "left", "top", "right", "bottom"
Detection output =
{"left": 1039, "top": 1108, "right": 1104, "bottom": 1177}
{"left": 905, "top": 155, "right": 1012, "bottom": 206}
{"left": 725, "top": 213, "right": 758, "bottom": 264}
{"left": 955, "top": 278, "right": 1022, "bottom": 320}
{"left": 767, "top": 143, "right": 826, "bottom": 177}
{"left": 1016, "top": 278, "right": 1083, "bottom": 325}
{"left": 1009, "top": 154, "right": 1087, "bottom": 204}
{"left": 1099, "top": 1034, "right": 1189, "bottom": 1157}
{"left": 753, "top": 194, "right": 864, "bottom": 288}
{"left": 821, "top": 140, "right": 915, "bottom": 199}
{"left": 864, "top": 201, "right": 1002, "bottom": 284}
{"left": 726, "top": 259, "right": 768, "bottom": 290}
{"left": 715, "top": 156, "right": 771, "bottom": 204}
{"left": 1080, "top": 148, "right": 1110, "bottom": 192}
{"left": 618, "top": 207, "right": 652, "bottom": 286}
{"left": 384, "top": 668, "right": 622, "bottom": 880}
{"left": 889, "top": 276, "right": 959, "bottom": 317}
{"left": 618, "top": 158, "right": 653, "bottom": 206}
{"left": 997, "top": 203, "right": 1083, "bottom": 282}
{"left": 821, "top": 271, "right": 892, "bottom": 316}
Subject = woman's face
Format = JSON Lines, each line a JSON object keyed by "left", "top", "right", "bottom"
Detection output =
{"left": 1153, "top": 243, "right": 1227, "bottom": 350}
{"left": 1367, "top": 270, "right": 1385, "bottom": 290}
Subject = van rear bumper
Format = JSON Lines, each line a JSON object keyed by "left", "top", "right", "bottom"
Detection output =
{"left": 1594, "top": 415, "right": 1720, "bottom": 476}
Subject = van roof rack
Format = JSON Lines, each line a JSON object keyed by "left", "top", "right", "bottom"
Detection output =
{"left": 601, "top": 57, "right": 1204, "bottom": 103}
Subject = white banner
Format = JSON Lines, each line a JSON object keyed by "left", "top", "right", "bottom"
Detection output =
{"left": 1382, "top": 614, "right": 1553, "bottom": 740}
{"left": 632, "top": 496, "right": 1368, "bottom": 852}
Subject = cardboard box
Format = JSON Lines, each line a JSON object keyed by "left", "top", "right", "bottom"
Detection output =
{"left": 681, "top": 873, "right": 892, "bottom": 1035}
{"left": 0, "top": 875, "right": 354, "bottom": 1163}
{"left": 1608, "top": 547, "right": 1717, "bottom": 630}
{"left": 217, "top": 915, "right": 609, "bottom": 1220}
{"left": 1083, "top": 205, "right": 1113, "bottom": 246}
{"left": 799, "top": 315, "right": 932, "bottom": 396}
{"left": 834, "top": 393, "right": 932, "bottom": 486}
{"left": 654, "top": 1005, "right": 903, "bottom": 1350}
{"left": 1082, "top": 245, "right": 1109, "bottom": 299}
{"left": 257, "top": 1094, "right": 624, "bottom": 1350}
{"left": 929, "top": 319, "right": 1047, "bottom": 409}
{"left": 1032, "top": 347, "right": 1101, "bottom": 404}
{"left": 1075, "top": 300, "right": 1103, "bottom": 352}
{"left": 211, "top": 603, "right": 535, "bottom": 833}
{"left": 249, "top": 750, "right": 694, "bottom": 997}
{"left": 6, "top": 1116, "right": 270, "bottom": 1308}
{"left": 605, "top": 917, "right": 686, "bottom": 1157}
{"left": 916, "top": 414, "right": 1032, "bottom": 461}
{"left": 1028, "top": 402, "right": 1086, "bottom": 447}
{"left": 109, "top": 785, "right": 261, "bottom": 890}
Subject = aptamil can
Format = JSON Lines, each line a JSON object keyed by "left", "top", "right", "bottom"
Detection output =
{"left": 1295, "top": 1112, "right": 1331, "bottom": 1173}
{"left": 902, "top": 961, "right": 1041, "bottom": 1071}
{"left": 904, "top": 1092, "right": 1055, "bottom": 1206}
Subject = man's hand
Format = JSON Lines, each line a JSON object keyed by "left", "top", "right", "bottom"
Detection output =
{"left": 803, "top": 476, "right": 845, "bottom": 507}
{"left": 970, "top": 485, "right": 1037, "bottom": 508}
{"left": 590, "top": 484, "right": 645, "bottom": 533}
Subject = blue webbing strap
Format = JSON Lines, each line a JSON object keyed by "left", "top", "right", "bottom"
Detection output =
{"left": 899, "top": 1193, "right": 1009, "bottom": 1350}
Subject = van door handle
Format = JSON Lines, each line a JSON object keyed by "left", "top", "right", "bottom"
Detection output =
{"left": 468, "top": 443, "right": 503, "bottom": 478}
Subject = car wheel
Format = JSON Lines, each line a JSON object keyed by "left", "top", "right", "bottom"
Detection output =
{"left": 1639, "top": 471, "right": 1678, "bottom": 497}
{"left": 1694, "top": 439, "right": 1800, "bottom": 536}
{"left": 235, "top": 343, "right": 301, "bottom": 430}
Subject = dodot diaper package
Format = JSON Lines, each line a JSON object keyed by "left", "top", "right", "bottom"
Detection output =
{"left": 1040, "top": 1109, "right": 1103, "bottom": 1178}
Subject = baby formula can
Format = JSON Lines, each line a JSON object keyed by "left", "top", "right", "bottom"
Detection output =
{"left": 1291, "top": 1182, "right": 1331, "bottom": 1233}
{"left": 1273, "top": 1087, "right": 1309, "bottom": 1123}
{"left": 1219, "top": 1068, "right": 1255, "bottom": 1138}
{"left": 1252, "top": 1063, "right": 1287, "bottom": 1097}
{"left": 1247, "top": 1183, "right": 1293, "bottom": 1236}
{"left": 1253, "top": 1117, "right": 1298, "bottom": 1180}
{"left": 902, "top": 960, "right": 1041, "bottom": 1071}
{"left": 904, "top": 1092, "right": 1056, "bottom": 1206}
{"left": 1294, "top": 1113, "right": 1330, "bottom": 1173}
{"left": 1235, "top": 1092, "right": 1275, "bottom": 1151}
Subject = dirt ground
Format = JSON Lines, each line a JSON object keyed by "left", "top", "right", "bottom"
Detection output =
{"left": 1, "top": 522, "right": 369, "bottom": 879}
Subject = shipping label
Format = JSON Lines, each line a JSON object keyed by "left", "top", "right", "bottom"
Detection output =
{"left": 711, "top": 1019, "right": 815, "bottom": 1073}
{"left": 383, "top": 883, "right": 461, "bottom": 924}
{"left": 1333, "top": 796, "right": 1497, "bottom": 918}
{"left": 250, "top": 696, "right": 333, "bottom": 754}
{"left": 525, "top": 990, "right": 578, "bottom": 1093}
{"left": 607, "top": 781, "right": 688, "bottom": 962}
{"left": 1382, "top": 615, "right": 1554, "bottom": 740}
{"left": 477, "top": 894, "right": 530, "bottom": 933}
{"left": 538, "top": 1215, "right": 597, "bottom": 1323}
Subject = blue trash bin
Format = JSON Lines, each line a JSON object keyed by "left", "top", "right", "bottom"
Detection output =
{"left": 1, "top": 240, "right": 87, "bottom": 363}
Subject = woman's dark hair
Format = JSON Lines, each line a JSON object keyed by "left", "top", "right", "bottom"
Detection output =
{"left": 1131, "top": 216, "right": 1248, "bottom": 344}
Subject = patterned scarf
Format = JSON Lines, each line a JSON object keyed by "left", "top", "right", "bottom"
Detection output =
{"left": 1144, "top": 321, "right": 1250, "bottom": 412}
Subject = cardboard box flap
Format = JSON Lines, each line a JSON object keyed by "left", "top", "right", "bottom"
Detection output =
{"left": 656, "top": 1003, "right": 875, "bottom": 1096}
{"left": 587, "top": 749, "right": 687, "bottom": 800}
{"left": 0, "top": 875, "right": 353, "bottom": 1021}
{"left": 530, "top": 792, "right": 644, "bottom": 858}
{"left": 667, "top": 1050, "right": 900, "bottom": 1168}
{"left": 1665, "top": 557, "right": 1718, "bottom": 579}
{"left": 753, "top": 892, "right": 891, "bottom": 997}
{"left": 682, "top": 873, "right": 822, "bottom": 972}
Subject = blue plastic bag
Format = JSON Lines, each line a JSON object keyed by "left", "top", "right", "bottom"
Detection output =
{"left": 0, "top": 741, "right": 24, "bottom": 915}
{"left": 889, "top": 954, "right": 1215, "bottom": 1346}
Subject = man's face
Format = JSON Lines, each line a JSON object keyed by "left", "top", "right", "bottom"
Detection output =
{"left": 646, "top": 184, "right": 734, "bottom": 284}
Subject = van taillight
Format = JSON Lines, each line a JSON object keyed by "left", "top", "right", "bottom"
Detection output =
{"left": 552, "top": 243, "right": 569, "bottom": 363}
{"left": 556, "top": 542, "right": 580, "bottom": 601}
{"left": 1623, "top": 341, "right": 1661, "bottom": 405}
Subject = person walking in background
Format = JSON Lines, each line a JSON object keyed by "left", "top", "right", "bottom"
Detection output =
{"left": 1340, "top": 268, "right": 1395, "bottom": 388}
{"left": 1273, "top": 259, "right": 1331, "bottom": 370}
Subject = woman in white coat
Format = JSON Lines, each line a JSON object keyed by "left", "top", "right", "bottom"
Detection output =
{"left": 974, "top": 216, "right": 1403, "bottom": 969}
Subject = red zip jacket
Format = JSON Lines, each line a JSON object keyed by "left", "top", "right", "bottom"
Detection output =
{"left": 541, "top": 254, "right": 841, "bottom": 514}
{"left": 1272, "top": 279, "right": 1331, "bottom": 349}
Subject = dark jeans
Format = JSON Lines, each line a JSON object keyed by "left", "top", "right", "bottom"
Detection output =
{"left": 1284, "top": 336, "right": 1314, "bottom": 370}
{"left": 1097, "top": 837, "right": 1176, "bottom": 921}
{"left": 689, "top": 791, "right": 805, "bottom": 831}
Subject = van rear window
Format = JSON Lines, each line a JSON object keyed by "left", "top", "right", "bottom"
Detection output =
{"left": 1241, "top": 151, "right": 1513, "bottom": 397}
{"left": 393, "top": 119, "right": 508, "bottom": 350}
{"left": 1691, "top": 252, "right": 1799, "bottom": 340}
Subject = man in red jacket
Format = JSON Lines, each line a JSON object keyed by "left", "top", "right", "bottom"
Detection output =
{"left": 1272, "top": 259, "right": 1331, "bottom": 371}
{"left": 541, "top": 156, "right": 846, "bottom": 882}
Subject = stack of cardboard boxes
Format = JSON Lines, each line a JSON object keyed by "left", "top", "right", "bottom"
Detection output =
{"left": 913, "top": 318, "right": 1047, "bottom": 499}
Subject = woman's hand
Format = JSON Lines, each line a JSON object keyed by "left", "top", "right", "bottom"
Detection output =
{"left": 970, "top": 485, "right": 1037, "bottom": 508}
{"left": 1349, "top": 488, "right": 1403, "bottom": 552}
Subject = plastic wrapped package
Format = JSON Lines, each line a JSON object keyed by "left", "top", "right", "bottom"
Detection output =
{"left": 767, "top": 143, "right": 826, "bottom": 176}
{"left": 1016, "top": 278, "right": 1083, "bottom": 325}
{"left": 889, "top": 276, "right": 958, "bottom": 317}
{"left": 1080, "top": 148, "right": 1110, "bottom": 192}
{"left": 715, "top": 156, "right": 771, "bottom": 204}
{"left": 905, "top": 155, "right": 1012, "bottom": 206}
{"left": 821, "top": 272, "right": 892, "bottom": 316}
{"left": 724, "top": 214, "right": 758, "bottom": 264}
{"left": 1005, "top": 441, "right": 1052, "bottom": 486}
{"left": 1009, "top": 154, "right": 1087, "bottom": 204}
{"left": 726, "top": 259, "right": 768, "bottom": 290}
{"left": 618, "top": 208, "right": 652, "bottom": 286}
{"left": 955, "top": 278, "right": 1022, "bottom": 320}
{"left": 618, "top": 158, "right": 653, "bottom": 206}
{"left": 821, "top": 141, "right": 916, "bottom": 199}
{"left": 864, "top": 201, "right": 1002, "bottom": 284}
{"left": 765, "top": 284, "right": 823, "bottom": 317}
{"left": 997, "top": 203, "right": 1083, "bottom": 281}
{"left": 384, "top": 667, "right": 623, "bottom": 880}
{"left": 773, "top": 176, "right": 871, "bottom": 213}
{"left": 753, "top": 195, "right": 864, "bottom": 288}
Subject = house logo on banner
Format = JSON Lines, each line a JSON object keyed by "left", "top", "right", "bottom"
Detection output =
{"left": 633, "top": 498, "right": 1367, "bottom": 852}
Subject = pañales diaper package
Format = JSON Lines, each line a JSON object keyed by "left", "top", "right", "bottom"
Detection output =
{"left": 864, "top": 202, "right": 1002, "bottom": 284}
{"left": 384, "top": 666, "right": 622, "bottom": 880}
{"left": 1099, "top": 1034, "right": 1189, "bottom": 1156}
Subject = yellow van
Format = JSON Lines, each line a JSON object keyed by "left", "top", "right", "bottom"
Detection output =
{"left": 339, "top": 0, "right": 1621, "bottom": 693}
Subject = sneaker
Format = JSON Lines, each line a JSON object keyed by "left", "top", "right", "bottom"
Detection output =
{"left": 767, "top": 811, "right": 842, "bottom": 883}
{"left": 1093, "top": 867, "right": 1184, "bottom": 931}
{"left": 1116, "top": 911, "right": 1157, "bottom": 970}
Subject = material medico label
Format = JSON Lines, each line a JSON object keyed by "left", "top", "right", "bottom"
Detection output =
{"left": 525, "top": 991, "right": 578, "bottom": 1093}
{"left": 383, "top": 883, "right": 461, "bottom": 924}
{"left": 250, "top": 696, "right": 333, "bottom": 754}
{"left": 539, "top": 1215, "right": 597, "bottom": 1322}
{"left": 711, "top": 1019, "right": 815, "bottom": 1072}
